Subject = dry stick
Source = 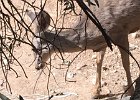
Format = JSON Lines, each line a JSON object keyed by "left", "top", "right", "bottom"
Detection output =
{"left": 64, "top": 0, "right": 80, "bottom": 15}
{"left": 65, "top": 50, "right": 84, "bottom": 82}
{"left": 44, "top": 42, "right": 65, "bottom": 97}
{"left": 21, "top": 0, "right": 40, "bottom": 10}
{"left": 84, "top": 16, "right": 89, "bottom": 50}
{"left": 0, "top": 18, "right": 10, "bottom": 67}
{"left": 64, "top": 12, "right": 89, "bottom": 82}
{"left": 45, "top": 63, "right": 59, "bottom": 87}
{"left": 52, "top": 10, "right": 67, "bottom": 60}
{"left": 39, "top": 1, "right": 54, "bottom": 95}
{"left": 33, "top": 65, "right": 59, "bottom": 95}
{"left": 120, "top": 79, "right": 137, "bottom": 100}
{"left": 17, "top": 2, "right": 27, "bottom": 46}
{"left": 9, "top": 67, "right": 19, "bottom": 78}
{"left": 21, "top": 1, "right": 26, "bottom": 17}
{"left": 0, "top": 41, "right": 12, "bottom": 93}
{"left": 33, "top": 70, "right": 43, "bottom": 93}
{"left": 2, "top": 13, "right": 15, "bottom": 65}
{"left": 32, "top": 42, "right": 59, "bottom": 95}
{"left": 7, "top": 0, "right": 34, "bottom": 46}
{"left": 46, "top": 2, "right": 66, "bottom": 62}
{"left": 41, "top": 39, "right": 54, "bottom": 96}
{"left": 1, "top": 14, "right": 20, "bottom": 77}
{"left": 1, "top": 40, "right": 28, "bottom": 78}
{"left": 1, "top": 0, "right": 35, "bottom": 49}
{"left": 1, "top": 11, "right": 28, "bottom": 78}
{"left": 46, "top": 61, "right": 51, "bottom": 96}
{"left": 16, "top": 21, "right": 24, "bottom": 46}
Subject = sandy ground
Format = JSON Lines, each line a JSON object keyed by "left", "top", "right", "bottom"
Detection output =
{"left": 0, "top": 0, "right": 140, "bottom": 100}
